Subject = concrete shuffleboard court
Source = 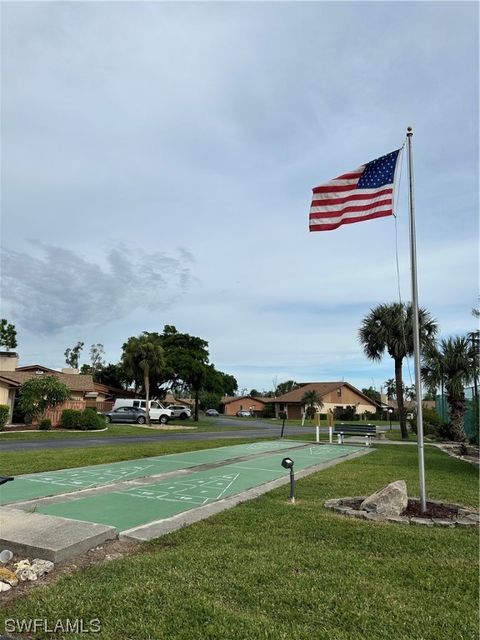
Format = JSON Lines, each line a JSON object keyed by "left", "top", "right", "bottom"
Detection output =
{"left": 33, "top": 445, "right": 365, "bottom": 532}
{"left": 0, "top": 440, "right": 305, "bottom": 506}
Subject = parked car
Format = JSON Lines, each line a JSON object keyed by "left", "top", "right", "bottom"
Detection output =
{"left": 205, "top": 409, "right": 219, "bottom": 416}
{"left": 111, "top": 399, "right": 172, "bottom": 424}
{"left": 236, "top": 410, "right": 251, "bottom": 417}
{"left": 103, "top": 407, "right": 148, "bottom": 424}
{"left": 166, "top": 404, "right": 192, "bottom": 420}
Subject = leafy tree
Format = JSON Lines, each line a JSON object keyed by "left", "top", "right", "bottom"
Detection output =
{"left": 359, "top": 302, "right": 437, "bottom": 439}
{"left": 64, "top": 341, "right": 84, "bottom": 368}
{"left": 250, "top": 389, "right": 261, "bottom": 397}
{"left": 121, "top": 333, "right": 165, "bottom": 425}
{"left": 422, "top": 336, "right": 478, "bottom": 441}
{"left": 160, "top": 326, "right": 209, "bottom": 422}
{"left": 301, "top": 390, "right": 323, "bottom": 419}
{"left": 89, "top": 343, "right": 105, "bottom": 371}
{"left": 0, "top": 319, "right": 17, "bottom": 351}
{"left": 361, "top": 387, "right": 381, "bottom": 404}
{"left": 200, "top": 392, "right": 222, "bottom": 412}
{"left": 18, "top": 376, "right": 71, "bottom": 422}
{"left": 275, "top": 380, "right": 299, "bottom": 396}
{"left": 203, "top": 364, "right": 238, "bottom": 398}
{"left": 94, "top": 362, "right": 129, "bottom": 388}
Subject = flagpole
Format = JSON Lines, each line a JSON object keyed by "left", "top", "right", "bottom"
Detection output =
{"left": 406, "top": 126, "right": 427, "bottom": 512}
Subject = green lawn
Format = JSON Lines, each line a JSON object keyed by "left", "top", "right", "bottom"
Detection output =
{"left": 1, "top": 437, "right": 266, "bottom": 476}
{"left": 1, "top": 444, "right": 478, "bottom": 640}
{"left": 0, "top": 419, "right": 255, "bottom": 441}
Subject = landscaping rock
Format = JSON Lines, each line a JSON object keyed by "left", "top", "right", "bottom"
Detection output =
{"left": 410, "top": 517, "right": 434, "bottom": 527}
{"left": 455, "top": 519, "right": 477, "bottom": 528}
{"left": 360, "top": 480, "right": 408, "bottom": 516}
{"left": 14, "top": 558, "right": 54, "bottom": 582}
{"left": 0, "top": 581, "right": 12, "bottom": 592}
{"left": 0, "top": 567, "right": 18, "bottom": 586}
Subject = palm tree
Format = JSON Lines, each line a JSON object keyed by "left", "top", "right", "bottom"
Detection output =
{"left": 422, "top": 336, "right": 477, "bottom": 441}
{"left": 384, "top": 378, "right": 396, "bottom": 400}
{"left": 359, "top": 302, "right": 437, "bottom": 439}
{"left": 301, "top": 390, "right": 323, "bottom": 419}
{"left": 121, "top": 333, "right": 165, "bottom": 426}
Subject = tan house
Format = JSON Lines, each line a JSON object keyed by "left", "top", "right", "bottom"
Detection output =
{"left": 221, "top": 395, "right": 274, "bottom": 416}
{"left": 273, "top": 381, "right": 377, "bottom": 420}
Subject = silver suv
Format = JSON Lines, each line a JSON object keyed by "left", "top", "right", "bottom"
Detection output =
{"left": 167, "top": 404, "right": 192, "bottom": 420}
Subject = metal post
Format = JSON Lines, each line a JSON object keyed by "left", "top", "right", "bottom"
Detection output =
{"left": 406, "top": 126, "right": 427, "bottom": 512}
{"left": 289, "top": 468, "right": 295, "bottom": 503}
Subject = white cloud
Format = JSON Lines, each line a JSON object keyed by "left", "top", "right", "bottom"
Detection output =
{"left": 1, "top": 1, "right": 478, "bottom": 392}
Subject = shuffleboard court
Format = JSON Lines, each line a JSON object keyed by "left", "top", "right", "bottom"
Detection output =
{"left": 35, "top": 445, "right": 363, "bottom": 531}
{"left": 0, "top": 440, "right": 305, "bottom": 505}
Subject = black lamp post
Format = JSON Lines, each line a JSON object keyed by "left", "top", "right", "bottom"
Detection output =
{"left": 388, "top": 408, "right": 393, "bottom": 430}
{"left": 281, "top": 457, "right": 295, "bottom": 503}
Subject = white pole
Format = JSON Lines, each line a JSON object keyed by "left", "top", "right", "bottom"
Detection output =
{"left": 406, "top": 126, "right": 427, "bottom": 512}
{"left": 316, "top": 425, "right": 320, "bottom": 443}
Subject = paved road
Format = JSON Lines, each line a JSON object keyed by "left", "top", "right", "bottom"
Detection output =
{"left": 1, "top": 419, "right": 324, "bottom": 452}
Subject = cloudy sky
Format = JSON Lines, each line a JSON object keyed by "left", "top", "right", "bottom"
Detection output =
{"left": 1, "top": 1, "right": 478, "bottom": 395}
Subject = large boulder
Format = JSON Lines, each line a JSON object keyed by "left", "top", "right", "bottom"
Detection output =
{"left": 360, "top": 480, "right": 408, "bottom": 516}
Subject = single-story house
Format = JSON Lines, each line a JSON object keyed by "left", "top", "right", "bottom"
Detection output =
{"left": 273, "top": 381, "right": 378, "bottom": 420}
{"left": 0, "top": 352, "right": 135, "bottom": 426}
{"left": 221, "top": 395, "right": 275, "bottom": 416}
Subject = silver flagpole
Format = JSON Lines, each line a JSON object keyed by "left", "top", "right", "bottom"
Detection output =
{"left": 406, "top": 126, "right": 427, "bottom": 512}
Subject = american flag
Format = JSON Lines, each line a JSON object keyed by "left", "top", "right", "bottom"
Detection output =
{"left": 309, "top": 149, "right": 401, "bottom": 232}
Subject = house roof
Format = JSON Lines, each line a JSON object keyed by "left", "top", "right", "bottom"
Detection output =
{"left": 0, "top": 369, "right": 95, "bottom": 392}
{"left": 222, "top": 395, "right": 273, "bottom": 405}
{"left": 388, "top": 399, "right": 436, "bottom": 411}
{"left": 274, "top": 382, "right": 377, "bottom": 407}
{"left": 92, "top": 382, "right": 137, "bottom": 397}
{"left": 15, "top": 364, "right": 59, "bottom": 374}
{"left": 0, "top": 374, "right": 21, "bottom": 387}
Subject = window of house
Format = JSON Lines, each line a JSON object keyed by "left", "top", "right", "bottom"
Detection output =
{"left": 336, "top": 388, "right": 342, "bottom": 397}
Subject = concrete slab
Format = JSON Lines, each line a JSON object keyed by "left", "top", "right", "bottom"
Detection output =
{"left": 0, "top": 507, "right": 117, "bottom": 562}
{"left": 34, "top": 445, "right": 367, "bottom": 531}
{"left": 121, "top": 447, "right": 372, "bottom": 542}
{"left": 1, "top": 440, "right": 305, "bottom": 506}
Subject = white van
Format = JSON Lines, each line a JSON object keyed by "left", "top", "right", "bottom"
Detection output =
{"left": 112, "top": 399, "right": 173, "bottom": 424}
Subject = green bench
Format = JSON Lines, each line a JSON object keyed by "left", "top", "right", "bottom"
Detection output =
{"left": 333, "top": 423, "right": 377, "bottom": 446}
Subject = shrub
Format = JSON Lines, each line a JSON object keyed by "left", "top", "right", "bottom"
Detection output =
{"left": 38, "top": 418, "right": 52, "bottom": 430}
{"left": 409, "top": 407, "right": 447, "bottom": 438}
{"left": 60, "top": 408, "right": 105, "bottom": 430}
{"left": 61, "top": 409, "right": 82, "bottom": 429}
{"left": 335, "top": 406, "right": 358, "bottom": 421}
{"left": 0, "top": 404, "right": 9, "bottom": 431}
{"left": 78, "top": 408, "right": 105, "bottom": 431}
